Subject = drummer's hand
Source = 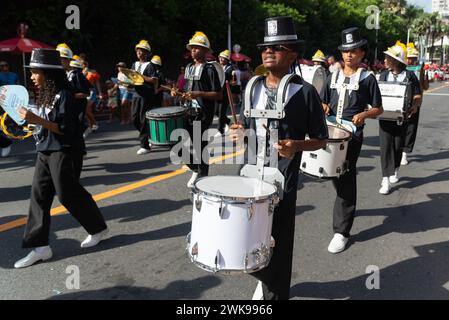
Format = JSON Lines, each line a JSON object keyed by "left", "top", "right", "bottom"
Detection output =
{"left": 274, "top": 140, "right": 298, "bottom": 160}
{"left": 229, "top": 123, "right": 244, "bottom": 142}
{"left": 170, "top": 87, "right": 178, "bottom": 97}
{"left": 18, "top": 107, "right": 40, "bottom": 124}
{"left": 352, "top": 112, "right": 366, "bottom": 127}
{"left": 322, "top": 104, "right": 330, "bottom": 116}
{"left": 408, "top": 105, "right": 419, "bottom": 118}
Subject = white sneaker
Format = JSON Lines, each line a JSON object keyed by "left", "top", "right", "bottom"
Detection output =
{"left": 252, "top": 281, "right": 264, "bottom": 300}
{"left": 14, "top": 246, "right": 52, "bottom": 269}
{"left": 401, "top": 152, "right": 408, "bottom": 166}
{"left": 137, "top": 147, "right": 151, "bottom": 155}
{"left": 81, "top": 228, "right": 109, "bottom": 248}
{"left": 224, "top": 124, "right": 230, "bottom": 133}
{"left": 389, "top": 169, "right": 399, "bottom": 184}
{"left": 91, "top": 124, "right": 99, "bottom": 132}
{"left": 1, "top": 145, "right": 11, "bottom": 158}
{"left": 187, "top": 172, "right": 199, "bottom": 188}
{"left": 327, "top": 233, "right": 349, "bottom": 254}
{"left": 379, "top": 177, "right": 391, "bottom": 195}
{"left": 83, "top": 127, "right": 92, "bottom": 139}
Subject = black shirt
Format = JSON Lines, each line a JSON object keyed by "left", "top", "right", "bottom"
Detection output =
{"left": 241, "top": 78, "right": 328, "bottom": 194}
{"left": 132, "top": 61, "right": 157, "bottom": 100}
{"left": 184, "top": 63, "right": 222, "bottom": 127}
{"left": 222, "top": 63, "right": 233, "bottom": 106}
{"left": 67, "top": 69, "right": 90, "bottom": 114}
{"left": 34, "top": 89, "right": 84, "bottom": 152}
{"left": 320, "top": 70, "right": 382, "bottom": 138}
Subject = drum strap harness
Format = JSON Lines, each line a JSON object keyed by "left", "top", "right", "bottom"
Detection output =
{"left": 330, "top": 68, "right": 364, "bottom": 125}
{"left": 241, "top": 74, "right": 302, "bottom": 199}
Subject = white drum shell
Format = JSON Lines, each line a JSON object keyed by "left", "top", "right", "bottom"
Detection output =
{"left": 187, "top": 176, "right": 278, "bottom": 274}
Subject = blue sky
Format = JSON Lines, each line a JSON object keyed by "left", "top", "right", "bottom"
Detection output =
{"left": 407, "top": 0, "right": 431, "bottom": 12}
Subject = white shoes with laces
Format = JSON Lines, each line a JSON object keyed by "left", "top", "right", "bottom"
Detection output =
{"left": 137, "top": 147, "right": 151, "bottom": 155}
{"left": 1, "top": 146, "right": 11, "bottom": 158}
{"left": 389, "top": 169, "right": 400, "bottom": 184}
{"left": 401, "top": 152, "right": 408, "bottom": 165}
{"left": 327, "top": 233, "right": 349, "bottom": 254}
{"left": 14, "top": 246, "right": 53, "bottom": 269}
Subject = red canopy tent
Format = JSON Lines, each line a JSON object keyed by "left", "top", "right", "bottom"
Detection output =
{"left": 0, "top": 23, "right": 52, "bottom": 86}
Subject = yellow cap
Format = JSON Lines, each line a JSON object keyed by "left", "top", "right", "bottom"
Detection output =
{"left": 186, "top": 31, "right": 211, "bottom": 51}
{"left": 135, "top": 40, "right": 151, "bottom": 52}
{"left": 312, "top": 49, "right": 326, "bottom": 62}
{"left": 151, "top": 55, "right": 162, "bottom": 66}
{"left": 219, "top": 49, "right": 231, "bottom": 60}
{"left": 406, "top": 43, "right": 419, "bottom": 58}
{"left": 56, "top": 43, "right": 73, "bottom": 59}
{"left": 70, "top": 55, "right": 84, "bottom": 69}
{"left": 384, "top": 40, "right": 407, "bottom": 65}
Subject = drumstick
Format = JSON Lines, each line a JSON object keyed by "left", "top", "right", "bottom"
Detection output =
{"left": 262, "top": 124, "right": 270, "bottom": 138}
{"left": 225, "top": 80, "right": 238, "bottom": 124}
{"left": 160, "top": 85, "right": 184, "bottom": 96}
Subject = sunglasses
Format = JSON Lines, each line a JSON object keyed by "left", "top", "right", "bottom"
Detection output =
{"left": 259, "top": 45, "right": 293, "bottom": 52}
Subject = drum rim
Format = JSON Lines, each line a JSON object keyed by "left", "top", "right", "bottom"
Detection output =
{"left": 185, "top": 233, "right": 274, "bottom": 274}
{"left": 146, "top": 107, "right": 187, "bottom": 118}
{"left": 193, "top": 175, "right": 278, "bottom": 202}
{"left": 327, "top": 125, "right": 351, "bottom": 142}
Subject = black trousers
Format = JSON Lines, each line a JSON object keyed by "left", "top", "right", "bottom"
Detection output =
{"left": 22, "top": 151, "right": 107, "bottom": 248}
{"left": 379, "top": 120, "right": 406, "bottom": 177}
{"left": 0, "top": 133, "right": 12, "bottom": 148}
{"left": 132, "top": 95, "right": 152, "bottom": 149}
{"left": 402, "top": 109, "right": 420, "bottom": 154}
{"left": 251, "top": 188, "right": 297, "bottom": 300}
{"left": 332, "top": 136, "right": 363, "bottom": 238}
{"left": 217, "top": 101, "right": 230, "bottom": 133}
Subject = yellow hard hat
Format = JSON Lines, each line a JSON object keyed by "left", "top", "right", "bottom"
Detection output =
{"left": 70, "top": 55, "right": 84, "bottom": 69}
{"left": 56, "top": 43, "right": 73, "bottom": 59}
{"left": 219, "top": 49, "right": 231, "bottom": 60}
{"left": 151, "top": 55, "right": 162, "bottom": 66}
{"left": 384, "top": 40, "right": 408, "bottom": 65}
{"left": 135, "top": 40, "right": 151, "bottom": 53}
{"left": 186, "top": 31, "right": 211, "bottom": 51}
{"left": 406, "top": 43, "right": 419, "bottom": 58}
{"left": 312, "top": 49, "right": 326, "bottom": 63}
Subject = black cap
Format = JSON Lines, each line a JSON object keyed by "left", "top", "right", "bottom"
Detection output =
{"left": 25, "top": 49, "right": 64, "bottom": 69}
{"left": 338, "top": 27, "right": 368, "bottom": 51}
{"left": 257, "top": 16, "right": 303, "bottom": 47}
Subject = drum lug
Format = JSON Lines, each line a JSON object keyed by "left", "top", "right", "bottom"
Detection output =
{"left": 244, "top": 253, "right": 249, "bottom": 271}
{"left": 270, "top": 236, "right": 275, "bottom": 248}
{"left": 340, "top": 143, "right": 345, "bottom": 150}
{"left": 247, "top": 201, "right": 255, "bottom": 221}
{"left": 219, "top": 201, "right": 224, "bottom": 218}
{"left": 195, "top": 197, "right": 202, "bottom": 212}
{"left": 301, "top": 162, "right": 306, "bottom": 169}
{"left": 191, "top": 242, "right": 198, "bottom": 258}
{"left": 214, "top": 250, "right": 221, "bottom": 272}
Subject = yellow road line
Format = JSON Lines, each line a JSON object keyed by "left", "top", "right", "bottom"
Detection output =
{"left": 425, "top": 83, "right": 449, "bottom": 94}
{"left": 0, "top": 149, "right": 244, "bottom": 234}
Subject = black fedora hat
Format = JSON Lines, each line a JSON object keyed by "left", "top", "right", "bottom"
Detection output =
{"left": 338, "top": 27, "right": 368, "bottom": 51}
{"left": 257, "top": 16, "right": 303, "bottom": 47}
{"left": 25, "top": 48, "right": 64, "bottom": 69}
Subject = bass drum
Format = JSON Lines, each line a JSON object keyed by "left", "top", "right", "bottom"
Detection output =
{"left": 299, "top": 64, "right": 327, "bottom": 93}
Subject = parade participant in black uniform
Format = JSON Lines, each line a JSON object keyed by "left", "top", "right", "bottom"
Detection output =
{"left": 312, "top": 49, "right": 330, "bottom": 77}
{"left": 320, "top": 28, "right": 383, "bottom": 253}
{"left": 131, "top": 40, "right": 158, "bottom": 155}
{"left": 216, "top": 49, "right": 233, "bottom": 136}
{"left": 172, "top": 31, "right": 222, "bottom": 188}
{"left": 14, "top": 49, "right": 108, "bottom": 269}
{"left": 56, "top": 44, "right": 90, "bottom": 158}
{"left": 231, "top": 16, "right": 328, "bottom": 300}
{"left": 401, "top": 43, "right": 428, "bottom": 165}
{"left": 378, "top": 41, "right": 421, "bottom": 195}
{"left": 150, "top": 55, "right": 166, "bottom": 109}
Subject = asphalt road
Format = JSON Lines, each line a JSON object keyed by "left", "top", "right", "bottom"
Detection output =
{"left": 1, "top": 81, "right": 449, "bottom": 300}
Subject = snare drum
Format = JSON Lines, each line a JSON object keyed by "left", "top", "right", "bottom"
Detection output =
{"left": 145, "top": 106, "right": 186, "bottom": 145}
{"left": 187, "top": 176, "right": 279, "bottom": 274}
{"left": 299, "top": 65, "right": 327, "bottom": 93}
{"left": 377, "top": 81, "right": 411, "bottom": 124}
{"left": 300, "top": 124, "right": 351, "bottom": 178}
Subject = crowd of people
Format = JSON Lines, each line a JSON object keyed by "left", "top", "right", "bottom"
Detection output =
{"left": 0, "top": 14, "right": 442, "bottom": 300}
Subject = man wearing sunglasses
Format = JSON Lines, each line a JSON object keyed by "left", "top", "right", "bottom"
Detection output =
{"left": 231, "top": 16, "right": 328, "bottom": 300}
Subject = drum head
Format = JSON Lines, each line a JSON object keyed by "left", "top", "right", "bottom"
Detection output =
{"left": 146, "top": 106, "right": 186, "bottom": 118}
{"left": 194, "top": 176, "right": 277, "bottom": 200}
{"left": 327, "top": 124, "right": 351, "bottom": 141}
